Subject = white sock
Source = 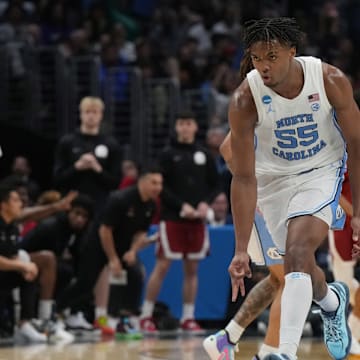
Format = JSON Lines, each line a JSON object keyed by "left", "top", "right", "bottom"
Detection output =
{"left": 141, "top": 300, "right": 155, "bottom": 318}
{"left": 279, "top": 272, "right": 312, "bottom": 358}
{"left": 224, "top": 319, "right": 245, "bottom": 343}
{"left": 181, "top": 303, "right": 195, "bottom": 322}
{"left": 314, "top": 285, "right": 339, "bottom": 312}
{"left": 258, "top": 344, "right": 279, "bottom": 359}
{"left": 38, "top": 300, "right": 53, "bottom": 320}
{"left": 95, "top": 307, "right": 107, "bottom": 319}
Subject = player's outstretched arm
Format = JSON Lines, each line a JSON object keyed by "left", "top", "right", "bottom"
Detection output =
{"left": 228, "top": 81, "right": 258, "bottom": 299}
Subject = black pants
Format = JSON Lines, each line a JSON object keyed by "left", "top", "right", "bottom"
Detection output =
{"left": 57, "top": 239, "right": 145, "bottom": 316}
{"left": 108, "top": 260, "right": 144, "bottom": 316}
{"left": 55, "top": 260, "right": 76, "bottom": 302}
{"left": 57, "top": 239, "right": 107, "bottom": 313}
{"left": 0, "top": 271, "right": 37, "bottom": 320}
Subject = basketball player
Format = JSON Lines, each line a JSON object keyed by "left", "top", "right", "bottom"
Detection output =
{"left": 227, "top": 17, "right": 360, "bottom": 360}
{"left": 204, "top": 133, "right": 360, "bottom": 359}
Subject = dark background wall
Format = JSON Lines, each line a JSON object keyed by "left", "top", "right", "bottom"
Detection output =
{"left": 0, "top": 123, "right": 56, "bottom": 189}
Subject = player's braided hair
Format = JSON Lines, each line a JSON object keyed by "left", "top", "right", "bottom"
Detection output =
{"left": 239, "top": 17, "right": 304, "bottom": 81}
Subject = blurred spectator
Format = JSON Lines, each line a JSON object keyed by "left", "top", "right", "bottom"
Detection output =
{"left": 40, "top": 1, "right": 73, "bottom": 45}
{"left": 0, "top": 0, "right": 36, "bottom": 19}
{"left": 135, "top": 37, "right": 169, "bottom": 78}
{"left": 210, "top": 32, "right": 237, "bottom": 67}
{"left": 98, "top": 44, "right": 132, "bottom": 147}
{"left": 83, "top": 2, "right": 108, "bottom": 46}
{"left": 0, "top": 183, "right": 74, "bottom": 343}
{"left": 140, "top": 110, "right": 220, "bottom": 334}
{"left": 3, "top": 156, "right": 40, "bottom": 204}
{"left": 118, "top": 159, "right": 139, "bottom": 189}
{"left": 0, "top": 3, "right": 37, "bottom": 44}
{"left": 110, "top": 23, "right": 136, "bottom": 64}
{"left": 149, "top": 5, "right": 180, "bottom": 57}
{"left": 181, "top": 6, "right": 211, "bottom": 54}
{"left": 207, "top": 192, "right": 233, "bottom": 226}
{"left": 0, "top": 183, "right": 46, "bottom": 343}
{"left": 170, "top": 36, "right": 204, "bottom": 90}
{"left": 53, "top": 96, "right": 122, "bottom": 211}
{"left": 205, "top": 126, "right": 232, "bottom": 198}
{"left": 99, "top": 43, "right": 130, "bottom": 105}
{"left": 58, "top": 28, "right": 91, "bottom": 58}
{"left": 210, "top": 63, "right": 239, "bottom": 125}
{"left": 211, "top": 3, "right": 242, "bottom": 40}
{"left": 56, "top": 166, "right": 163, "bottom": 336}
{"left": 0, "top": 2, "right": 40, "bottom": 78}
{"left": 205, "top": 126, "right": 227, "bottom": 172}
{"left": 100, "top": 42, "right": 124, "bottom": 68}
{"left": 332, "top": 36, "right": 354, "bottom": 76}
{"left": 20, "top": 191, "right": 114, "bottom": 337}
{"left": 20, "top": 194, "right": 94, "bottom": 301}
{"left": 117, "top": 159, "right": 163, "bottom": 225}
{"left": 344, "top": 0, "right": 360, "bottom": 57}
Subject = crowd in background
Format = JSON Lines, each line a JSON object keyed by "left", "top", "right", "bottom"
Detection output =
{"left": 1, "top": 0, "right": 360, "bottom": 127}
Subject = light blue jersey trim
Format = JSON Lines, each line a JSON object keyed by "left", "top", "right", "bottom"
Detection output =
{"left": 254, "top": 212, "right": 283, "bottom": 266}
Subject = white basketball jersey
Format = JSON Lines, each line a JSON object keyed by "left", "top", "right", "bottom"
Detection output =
{"left": 247, "top": 56, "right": 346, "bottom": 176}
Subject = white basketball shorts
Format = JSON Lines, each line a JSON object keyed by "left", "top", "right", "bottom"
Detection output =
{"left": 257, "top": 161, "right": 346, "bottom": 255}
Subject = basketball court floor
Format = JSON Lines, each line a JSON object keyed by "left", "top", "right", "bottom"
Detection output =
{"left": 0, "top": 335, "right": 349, "bottom": 360}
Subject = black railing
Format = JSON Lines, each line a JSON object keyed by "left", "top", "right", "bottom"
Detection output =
{"left": 0, "top": 43, "right": 216, "bottom": 164}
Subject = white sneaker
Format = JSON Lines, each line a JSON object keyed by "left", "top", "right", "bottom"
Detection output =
{"left": 50, "top": 320, "right": 75, "bottom": 343}
{"left": 16, "top": 322, "right": 47, "bottom": 343}
{"left": 65, "top": 312, "right": 96, "bottom": 333}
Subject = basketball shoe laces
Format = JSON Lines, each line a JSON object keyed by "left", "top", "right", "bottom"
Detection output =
{"left": 324, "top": 311, "right": 341, "bottom": 342}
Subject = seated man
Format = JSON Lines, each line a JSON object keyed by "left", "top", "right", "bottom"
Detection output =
{"left": 20, "top": 194, "right": 94, "bottom": 301}
{"left": 0, "top": 183, "right": 47, "bottom": 343}
{"left": 0, "top": 182, "right": 78, "bottom": 343}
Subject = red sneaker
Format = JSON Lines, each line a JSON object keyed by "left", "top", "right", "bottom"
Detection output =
{"left": 180, "top": 319, "right": 205, "bottom": 334}
{"left": 140, "top": 317, "right": 158, "bottom": 334}
{"left": 93, "top": 316, "right": 115, "bottom": 336}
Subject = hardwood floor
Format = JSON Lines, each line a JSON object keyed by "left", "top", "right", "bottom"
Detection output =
{"left": 0, "top": 336, "right": 347, "bottom": 360}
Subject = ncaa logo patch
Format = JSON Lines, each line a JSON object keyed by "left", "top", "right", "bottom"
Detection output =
{"left": 311, "top": 103, "right": 320, "bottom": 112}
{"left": 262, "top": 95, "right": 272, "bottom": 104}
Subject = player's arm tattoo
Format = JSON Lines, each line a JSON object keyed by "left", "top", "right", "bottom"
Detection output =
{"left": 234, "top": 275, "right": 278, "bottom": 328}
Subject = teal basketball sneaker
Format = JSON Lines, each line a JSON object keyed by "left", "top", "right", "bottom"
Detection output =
{"left": 320, "top": 281, "right": 351, "bottom": 360}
